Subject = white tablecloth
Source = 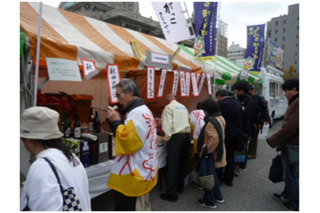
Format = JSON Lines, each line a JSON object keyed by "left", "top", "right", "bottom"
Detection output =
{"left": 86, "top": 146, "right": 167, "bottom": 199}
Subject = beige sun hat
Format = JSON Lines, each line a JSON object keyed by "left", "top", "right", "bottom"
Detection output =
{"left": 20, "top": 106, "right": 63, "bottom": 140}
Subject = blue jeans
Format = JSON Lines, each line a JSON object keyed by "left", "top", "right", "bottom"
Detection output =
{"left": 281, "top": 145, "right": 299, "bottom": 210}
{"left": 202, "top": 156, "right": 223, "bottom": 206}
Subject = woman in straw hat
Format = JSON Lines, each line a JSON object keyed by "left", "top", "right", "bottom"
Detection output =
{"left": 20, "top": 106, "right": 91, "bottom": 211}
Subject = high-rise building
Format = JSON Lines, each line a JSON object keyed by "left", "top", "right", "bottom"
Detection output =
{"left": 266, "top": 4, "right": 299, "bottom": 77}
{"left": 58, "top": 2, "right": 164, "bottom": 37}
{"left": 227, "top": 42, "right": 247, "bottom": 64}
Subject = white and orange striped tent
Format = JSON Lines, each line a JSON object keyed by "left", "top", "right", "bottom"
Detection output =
{"left": 20, "top": 2, "right": 209, "bottom": 74}
{"left": 20, "top": 2, "right": 213, "bottom": 120}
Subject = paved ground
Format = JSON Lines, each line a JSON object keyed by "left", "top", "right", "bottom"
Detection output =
{"left": 92, "top": 120, "right": 286, "bottom": 211}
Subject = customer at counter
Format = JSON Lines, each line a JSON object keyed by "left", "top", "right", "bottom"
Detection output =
{"left": 106, "top": 79, "right": 158, "bottom": 211}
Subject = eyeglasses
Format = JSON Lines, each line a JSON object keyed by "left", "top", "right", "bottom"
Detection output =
{"left": 116, "top": 91, "right": 124, "bottom": 98}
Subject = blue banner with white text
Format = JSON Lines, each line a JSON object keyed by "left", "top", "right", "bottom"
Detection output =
{"left": 194, "top": 2, "right": 218, "bottom": 61}
{"left": 246, "top": 24, "right": 265, "bottom": 72}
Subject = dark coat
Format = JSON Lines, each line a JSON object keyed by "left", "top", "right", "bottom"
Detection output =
{"left": 237, "top": 93, "right": 257, "bottom": 135}
{"left": 267, "top": 94, "right": 299, "bottom": 149}
{"left": 218, "top": 96, "right": 242, "bottom": 139}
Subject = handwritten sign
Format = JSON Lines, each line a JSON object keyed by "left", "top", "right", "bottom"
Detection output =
{"left": 180, "top": 71, "right": 187, "bottom": 97}
{"left": 206, "top": 73, "right": 212, "bottom": 95}
{"left": 198, "top": 73, "right": 206, "bottom": 94}
{"left": 158, "top": 68, "right": 167, "bottom": 97}
{"left": 185, "top": 72, "right": 190, "bottom": 97}
{"left": 172, "top": 70, "right": 179, "bottom": 96}
{"left": 81, "top": 59, "right": 99, "bottom": 80}
{"left": 147, "top": 67, "right": 155, "bottom": 99}
{"left": 191, "top": 73, "right": 199, "bottom": 96}
{"left": 46, "top": 58, "right": 81, "bottom": 81}
{"left": 107, "top": 64, "right": 121, "bottom": 104}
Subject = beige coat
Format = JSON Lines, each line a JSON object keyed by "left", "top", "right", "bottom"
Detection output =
{"left": 201, "top": 115, "right": 227, "bottom": 168}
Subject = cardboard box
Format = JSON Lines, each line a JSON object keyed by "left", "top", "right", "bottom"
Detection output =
{"left": 94, "top": 133, "right": 109, "bottom": 163}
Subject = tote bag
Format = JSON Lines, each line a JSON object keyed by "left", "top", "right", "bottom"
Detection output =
{"left": 196, "top": 146, "right": 215, "bottom": 191}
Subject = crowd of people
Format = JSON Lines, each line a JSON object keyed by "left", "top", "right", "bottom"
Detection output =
{"left": 20, "top": 78, "right": 299, "bottom": 211}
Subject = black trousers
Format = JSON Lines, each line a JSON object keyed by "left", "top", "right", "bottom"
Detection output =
{"left": 221, "top": 134, "right": 236, "bottom": 183}
{"left": 166, "top": 133, "right": 190, "bottom": 196}
{"left": 114, "top": 191, "right": 137, "bottom": 211}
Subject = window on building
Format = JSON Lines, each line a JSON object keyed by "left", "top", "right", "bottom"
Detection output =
{"left": 275, "top": 21, "right": 278, "bottom": 25}
{"left": 282, "top": 45, "right": 285, "bottom": 49}
{"left": 282, "top": 36, "right": 285, "bottom": 41}
{"left": 275, "top": 29, "right": 278, "bottom": 34}
{"left": 275, "top": 37, "right": 278, "bottom": 42}
{"left": 283, "top": 28, "right": 286, "bottom": 33}
{"left": 283, "top": 19, "right": 286, "bottom": 24}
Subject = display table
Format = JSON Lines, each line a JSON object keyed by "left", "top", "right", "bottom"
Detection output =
{"left": 86, "top": 146, "right": 167, "bottom": 199}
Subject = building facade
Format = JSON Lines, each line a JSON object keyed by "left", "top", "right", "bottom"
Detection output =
{"left": 266, "top": 4, "right": 299, "bottom": 77}
{"left": 227, "top": 42, "right": 247, "bottom": 63}
{"left": 58, "top": 2, "right": 163, "bottom": 37}
{"left": 59, "top": 2, "right": 228, "bottom": 55}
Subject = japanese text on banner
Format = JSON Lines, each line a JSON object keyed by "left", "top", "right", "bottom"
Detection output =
{"left": 172, "top": 70, "right": 179, "bottom": 96}
{"left": 246, "top": 24, "right": 265, "bottom": 72}
{"left": 147, "top": 67, "right": 155, "bottom": 99}
{"left": 194, "top": 2, "right": 218, "bottom": 61}
{"left": 152, "top": 2, "right": 193, "bottom": 44}
{"left": 158, "top": 69, "right": 167, "bottom": 97}
{"left": 107, "top": 64, "right": 121, "bottom": 104}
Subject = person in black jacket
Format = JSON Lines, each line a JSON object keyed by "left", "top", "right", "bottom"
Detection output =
{"left": 216, "top": 89, "right": 242, "bottom": 186}
{"left": 247, "top": 84, "right": 270, "bottom": 159}
{"left": 232, "top": 81, "right": 258, "bottom": 171}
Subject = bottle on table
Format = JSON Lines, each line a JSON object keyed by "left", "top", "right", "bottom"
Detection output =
{"left": 62, "top": 111, "right": 71, "bottom": 138}
{"left": 94, "top": 110, "right": 101, "bottom": 133}
{"left": 74, "top": 113, "right": 81, "bottom": 139}
{"left": 88, "top": 108, "right": 94, "bottom": 133}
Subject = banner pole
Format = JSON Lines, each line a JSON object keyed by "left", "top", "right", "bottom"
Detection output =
{"left": 33, "top": 2, "right": 43, "bottom": 106}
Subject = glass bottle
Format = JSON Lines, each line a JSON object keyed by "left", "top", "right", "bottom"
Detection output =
{"left": 94, "top": 110, "right": 101, "bottom": 133}
{"left": 74, "top": 113, "right": 81, "bottom": 139}
{"left": 62, "top": 111, "right": 71, "bottom": 138}
{"left": 88, "top": 108, "right": 94, "bottom": 133}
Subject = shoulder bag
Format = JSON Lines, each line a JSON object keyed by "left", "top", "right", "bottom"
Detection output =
{"left": 196, "top": 146, "right": 215, "bottom": 191}
{"left": 43, "top": 157, "right": 82, "bottom": 211}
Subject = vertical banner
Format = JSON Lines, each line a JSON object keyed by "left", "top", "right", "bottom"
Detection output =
{"left": 191, "top": 73, "right": 199, "bottom": 96}
{"left": 180, "top": 71, "right": 187, "bottom": 97}
{"left": 198, "top": 73, "right": 206, "bottom": 94}
{"left": 185, "top": 72, "right": 191, "bottom": 97}
{"left": 147, "top": 67, "right": 155, "bottom": 99}
{"left": 196, "top": 73, "right": 201, "bottom": 85}
{"left": 206, "top": 73, "right": 212, "bottom": 95}
{"left": 158, "top": 68, "right": 167, "bottom": 97}
{"left": 152, "top": 2, "right": 194, "bottom": 44}
{"left": 267, "top": 38, "right": 284, "bottom": 69}
{"left": 172, "top": 70, "right": 179, "bottom": 96}
{"left": 246, "top": 24, "right": 265, "bottom": 72}
{"left": 194, "top": 2, "right": 218, "bottom": 60}
{"left": 107, "top": 64, "right": 121, "bottom": 104}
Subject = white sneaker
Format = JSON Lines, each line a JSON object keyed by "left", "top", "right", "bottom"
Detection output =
{"left": 216, "top": 198, "right": 224, "bottom": 204}
{"left": 199, "top": 199, "right": 216, "bottom": 209}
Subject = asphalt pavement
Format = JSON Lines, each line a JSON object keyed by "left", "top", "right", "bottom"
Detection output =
{"left": 92, "top": 120, "right": 285, "bottom": 211}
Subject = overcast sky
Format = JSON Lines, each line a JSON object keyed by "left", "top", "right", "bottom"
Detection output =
{"left": 41, "top": 1, "right": 299, "bottom": 48}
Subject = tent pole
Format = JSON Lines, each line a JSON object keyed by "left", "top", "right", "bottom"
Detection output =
{"left": 33, "top": 2, "right": 43, "bottom": 106}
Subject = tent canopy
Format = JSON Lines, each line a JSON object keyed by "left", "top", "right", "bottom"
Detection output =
{"left": 178, "top": 45, "right": 263, "bottom": 85}
{"left": 20, "top": 2, "right": 205, "bottom": 75}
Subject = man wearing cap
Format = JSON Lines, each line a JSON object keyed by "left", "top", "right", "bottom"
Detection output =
{"left": 20, "top": 106, "right": 91, "bottom": 211}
